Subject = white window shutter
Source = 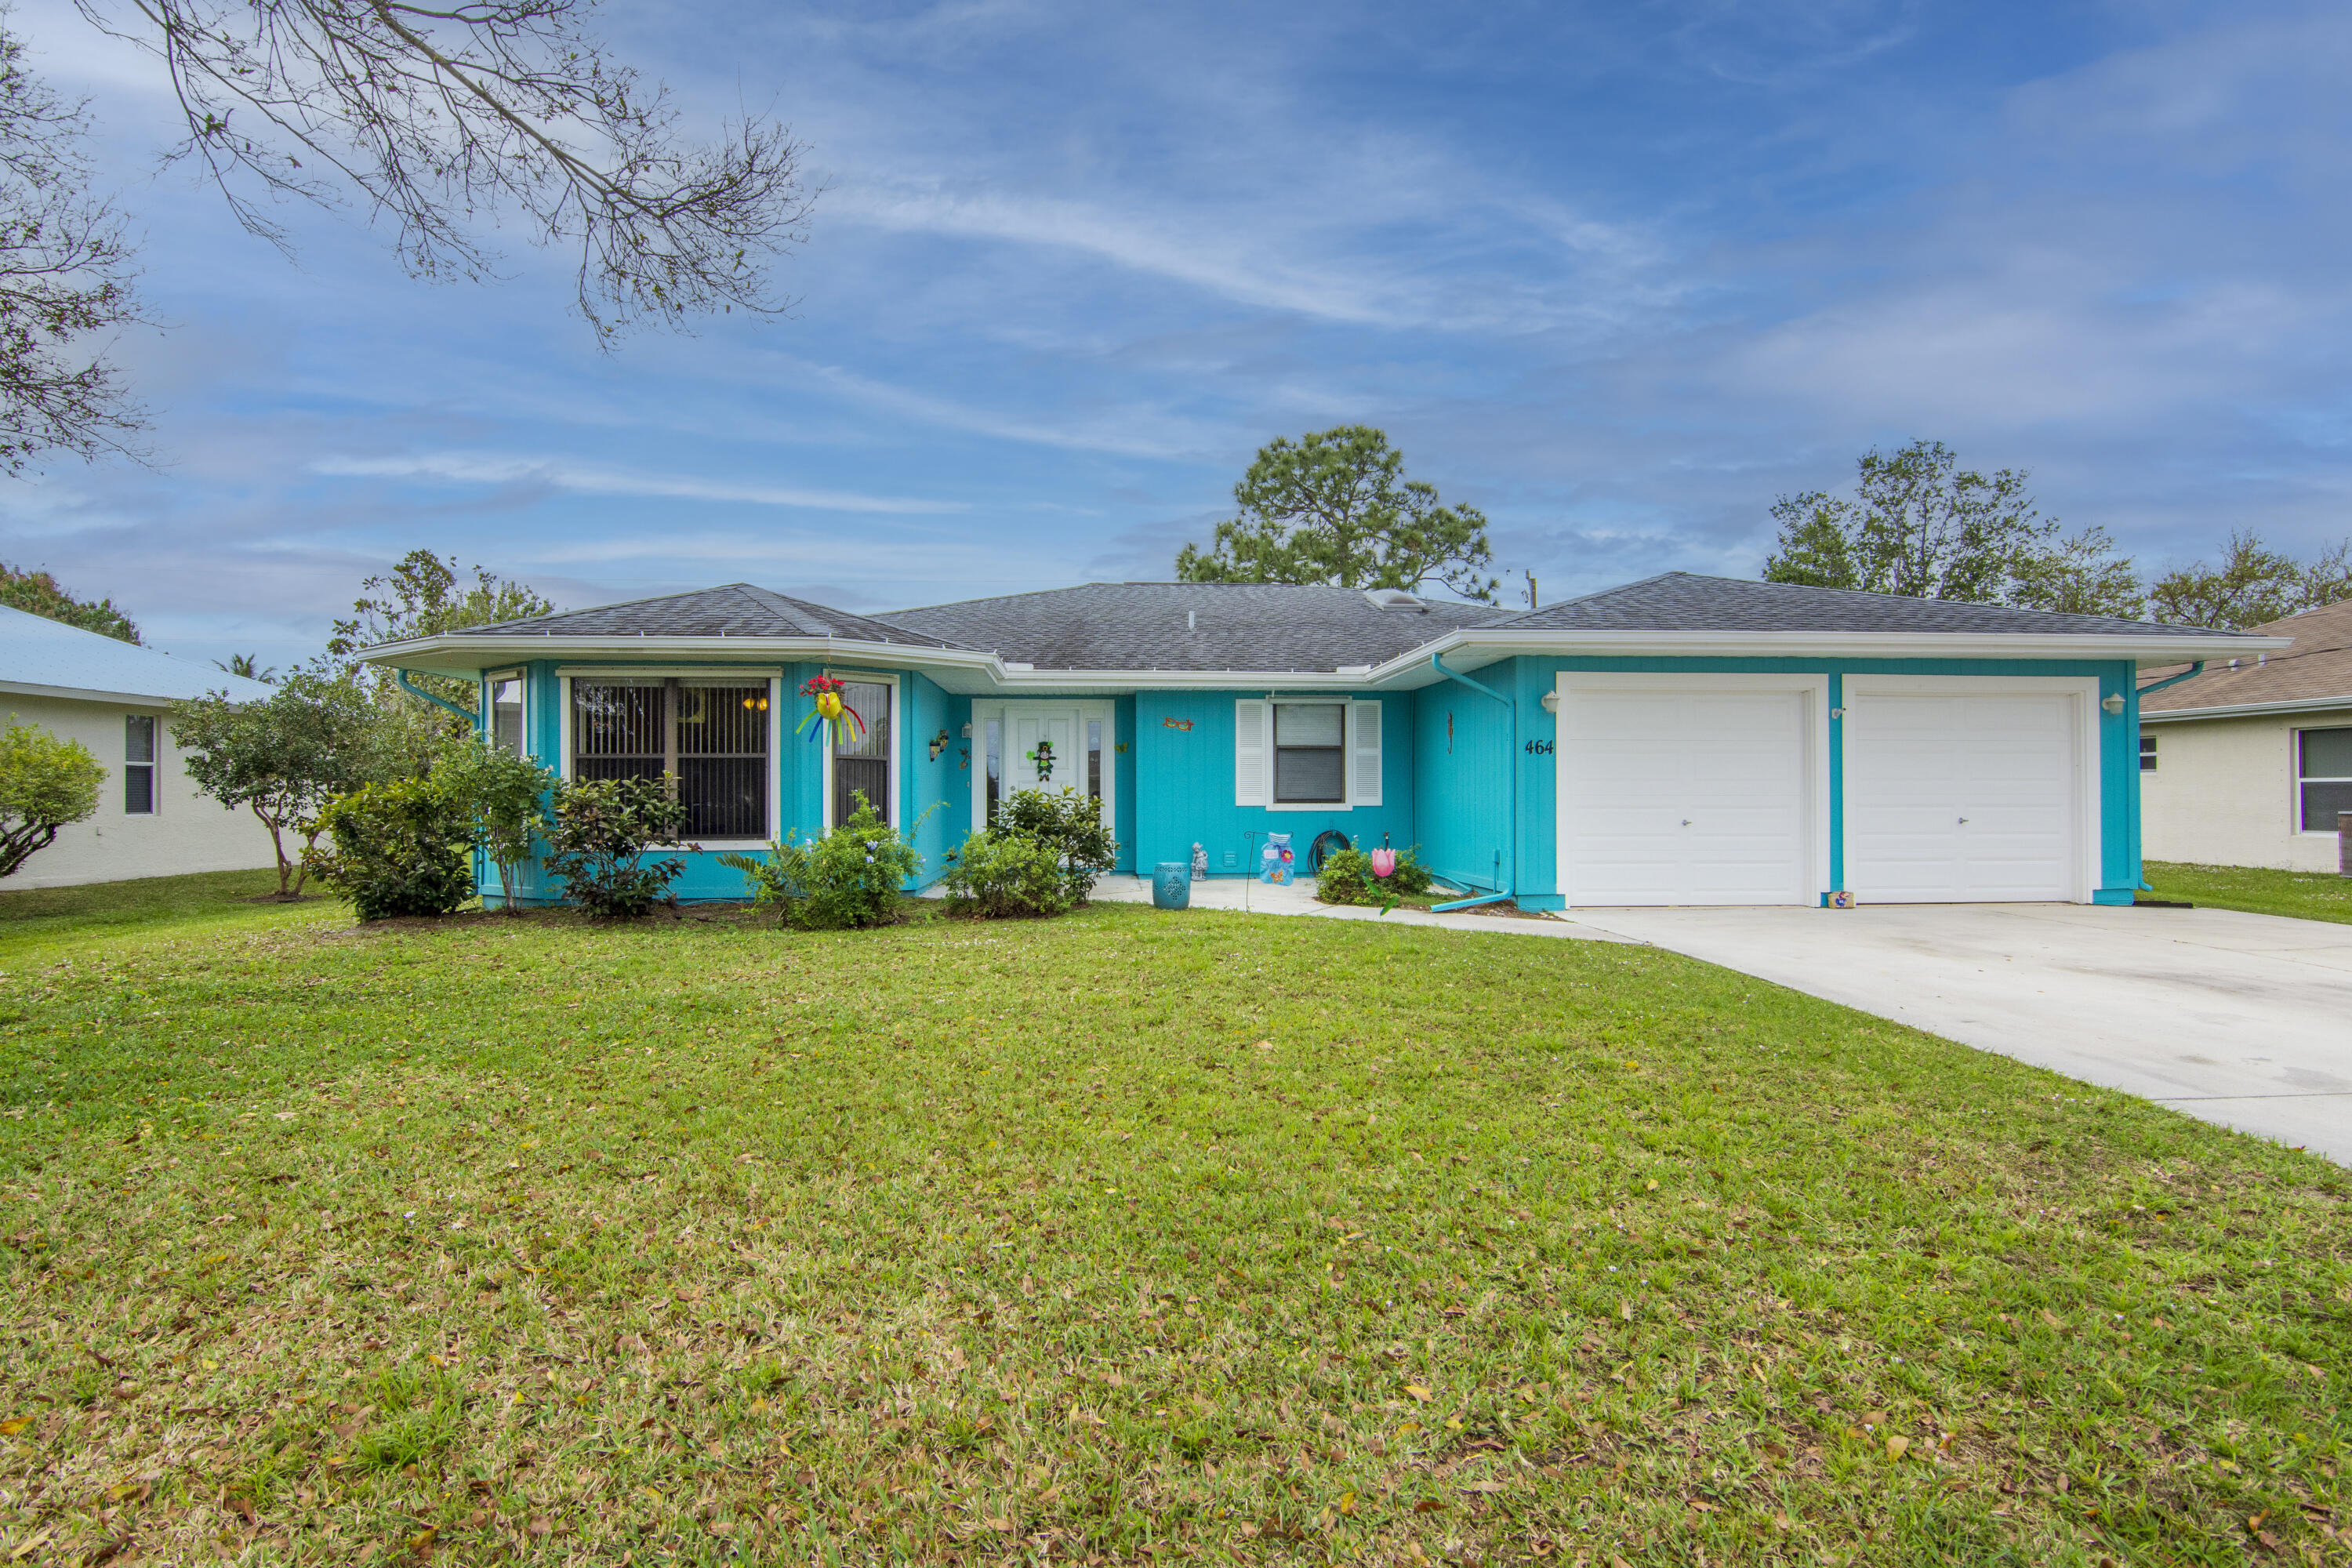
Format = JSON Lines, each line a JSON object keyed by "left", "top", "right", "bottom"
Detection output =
{"left": 1235, "top": 699, "right": 1269, "bottom": 805}
{"left": 1348, "top": 699, "right": 1382, "bottom": 806}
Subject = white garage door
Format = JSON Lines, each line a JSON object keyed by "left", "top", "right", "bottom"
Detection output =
{"left": 1846, "top": 690, "right": 2079, "bottom": 902}
{"left": 1559, "top": 687, "right": 1810, "bottom": 906}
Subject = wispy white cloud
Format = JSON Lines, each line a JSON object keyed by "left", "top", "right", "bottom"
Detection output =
{"left": 310, "top": 452, "right": 967, "bottom": 514}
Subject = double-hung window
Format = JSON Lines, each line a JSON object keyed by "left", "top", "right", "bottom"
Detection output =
{"left": 2298, "top": 727, "right": 2352, "bottom": 832}
{"left": 1273, "top": 702, "right": 1346, "bottom": 804}
{"left": 2138, "top": 733, "right": 2158, "bottom": 772}
{"left": 572, "top": 678, "right": 771, "bottom": 838}
{"left": 1235, "top": 699, "right": 1383, "bottom": 808}
{"left": 124, "top": 715, "right": 156, "bottom": 815}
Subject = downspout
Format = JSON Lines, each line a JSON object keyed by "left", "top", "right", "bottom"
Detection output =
{"left": 396, "top": 669, "right": 491, "bottom": 902}
{"left": 1427, "top": 652, "right": 1516, "bottom": 912}
{"left": 2130, "top": 662, "right": 2204, "bottom": 891}
{"left": 396, "top": 669, "right": 476, "bottom": 724}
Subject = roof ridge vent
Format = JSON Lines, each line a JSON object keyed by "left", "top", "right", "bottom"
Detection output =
{"left": 1363, "top": 587, "right": 1426, "bottom": 612}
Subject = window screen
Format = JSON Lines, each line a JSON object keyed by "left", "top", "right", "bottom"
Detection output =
{"left": 124, "top": 714, "right": 155, "bottom": 815}
{"left": 572, "top": 679, "right": 770, "bottom": 838}
{"left": 832, "top": 680, "right": 891, "bottom": 828}
{"left": 2299, "top": 726, "right": 2352, "bottom": 832}
{"left": 1273, "top": 702, "right": 1345, "bottom": 804}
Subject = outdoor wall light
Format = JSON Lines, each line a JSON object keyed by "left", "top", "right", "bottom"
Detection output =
{"left": 1540, "top": 691, "right": 1560, "bottom": 714}
{"left": 2100, "top": 693, "right": 2128, "bottom": 715}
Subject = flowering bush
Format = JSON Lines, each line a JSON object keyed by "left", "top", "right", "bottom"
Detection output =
{"left": 1316, "top": 845, "right": 1436, "bottom": 906}
{"left": 718, "top": 791, "right": 920, "bottom": 930}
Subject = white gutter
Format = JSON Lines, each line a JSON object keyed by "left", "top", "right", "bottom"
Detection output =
{"left": 362, "top": 626, "right": 2288, "bottom": 693}
{"left": 1, "top": 678, "right": 191, "bottom": 706}
{"left": 2140, "top": 695, "right": 2352, "bottom": 722}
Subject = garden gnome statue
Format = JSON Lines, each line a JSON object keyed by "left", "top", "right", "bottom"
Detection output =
{"left": 1191, "top": 842, "right": 1208, "bottom": 881}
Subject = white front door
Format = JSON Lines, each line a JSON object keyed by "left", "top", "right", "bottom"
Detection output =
{"left": 1845, "top": 688, "right": 2082, "bottom": 902}
{"left": 1559, "top": 684, "right": 1813, "bottom": 906}
{"left": 1008, "top": 708, "right": 1079, "bottom": 796}
{"left": 982, "top": 703, "right": 1114, "bottom": 826}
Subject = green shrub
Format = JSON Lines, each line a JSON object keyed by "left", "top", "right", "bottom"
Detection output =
{"left": 0, "top": 716, "right": 104, "bottom": 880}
{"left": 545, "top": 775, "right": 690, "bottom": 918}
{"left": 940, "top": 829, "right": 1073, "bottom": 918}
{"left": 996, "top": 786, "right": 1119, "bottom": 901}
{"left": 305, "top": 776, "right": 474, "bottom": 921}
{"left": 717, "top": 791, "right": 920, "bottom": 930}
{"left": 1316, "top": 845, "right": 1436, "bottom": 906}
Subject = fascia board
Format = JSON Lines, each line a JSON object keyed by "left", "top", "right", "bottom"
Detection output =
{"left": 1370, "top": 628, "right": 2286, "bottom": 677}
{"left": 2139, "top": 696, "right": 2352, "bottom": 723}
{"left": 0, "top": 679, "right": 179, "bottom": 706}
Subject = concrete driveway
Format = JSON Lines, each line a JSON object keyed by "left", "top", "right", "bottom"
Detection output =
{"left": 1565, "top": 902, "right": 2352, "bottom": 1164}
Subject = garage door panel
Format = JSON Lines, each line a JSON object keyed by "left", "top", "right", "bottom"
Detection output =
{"left": 1847, "top": 690, "right": 2078, "bottom": 903}
{"left": 1563, "top": 686, "right": 1810, "bottom": 906}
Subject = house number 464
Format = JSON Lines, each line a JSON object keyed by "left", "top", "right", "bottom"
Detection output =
{"left": 1523, "top": 739, "right": 1554, "bottom": 755}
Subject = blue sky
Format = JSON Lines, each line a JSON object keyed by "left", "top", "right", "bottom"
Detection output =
{"left": 4, "top": 0, "right": 2350, "bottom": 667}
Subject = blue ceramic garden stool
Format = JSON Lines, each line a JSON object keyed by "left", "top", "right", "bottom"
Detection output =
{"left": 1152, "top": 862, "right": 1192, "bottom": 909}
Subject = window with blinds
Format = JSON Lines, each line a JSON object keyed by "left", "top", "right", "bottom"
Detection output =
{"left": 572, "top": 679, "right": 770, "bottom": 838}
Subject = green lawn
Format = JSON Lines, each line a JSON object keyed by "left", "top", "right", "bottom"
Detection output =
{"left": 2143, "top": 860, "right": 2352, "bottom": 925}
{"left": 2, "top": 875, "right": 2346, "bottom": 1566}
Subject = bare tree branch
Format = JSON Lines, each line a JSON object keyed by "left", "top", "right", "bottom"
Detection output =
{"left": 74, "top": 0, "right": 814, "bottom": 339}
{"left": 0, "top": 14, "right": 146, "bottom": 473}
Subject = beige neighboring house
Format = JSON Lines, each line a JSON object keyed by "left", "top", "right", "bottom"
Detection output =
{"left": 2139, "top": 597, "right": 2352, "bottom": 871}
{"left": 2, "top": 604, "right": 278, "bottom": 889}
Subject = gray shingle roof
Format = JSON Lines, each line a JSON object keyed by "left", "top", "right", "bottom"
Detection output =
{"left": 878, "top": 583, "right": 1501, "bottom": 672}
{"left": 1483, "top": 572, "right": 2250, "bottom": 638}
{"left": 463, "top": 583, "right": 971, "bottom": 649}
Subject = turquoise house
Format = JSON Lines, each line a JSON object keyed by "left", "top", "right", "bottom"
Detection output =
{"left": 365, "top": 574, "right": 2270, "bottom": 909}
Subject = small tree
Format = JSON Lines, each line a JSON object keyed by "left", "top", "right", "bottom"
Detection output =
{"left": 1176, "top": 426, "right": 1500, "bottom": 603}
{"left": 433, "top": 733, "right": 554, "bottom": 912}
{"left": 543, "top": 775, "right": 691, "bottom": 918}
{"left": 324, "top": 549, "right": 558, "bottom": 715}
{"left": 0, "top": 717, "right": 104, "bottom": 877}
{"left": 169, "top": 673, "right": 385, "bottom": 896}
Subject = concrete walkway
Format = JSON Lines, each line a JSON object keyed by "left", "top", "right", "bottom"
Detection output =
{"left": 1564, "top": 902, "right": 2352, "bottom": 1164}
{"left": 1088, "top": 873, "right": 1636, "bottom": 942}
{"left": 1094, "top": 876, "right": 2352, "bottom": 1164}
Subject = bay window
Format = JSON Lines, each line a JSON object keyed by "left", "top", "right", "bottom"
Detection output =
{"left": 572, "top": 678, "right": 770, "bottom": 838}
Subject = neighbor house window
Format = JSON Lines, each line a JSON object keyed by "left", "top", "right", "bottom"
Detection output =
{"left": 2139, "top": 733, "right": 2158, "bottom": 772}
{"left": 488, "top": 673, "right": 524, "bottom": 755}
{"left": 572, "top": 679, "right": 770, "bottom": 838}
{"left": 124, "top": 715, "right": 155, "bottom": 815}
{"left": 1272, "top": 702, "right": 1345, "bottom": 804}
{"left": 2298, "top": 727, "right": 2352, "bottom": 831}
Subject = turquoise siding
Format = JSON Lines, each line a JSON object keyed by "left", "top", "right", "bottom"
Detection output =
{"left": 1123, "top": 690, "right": 1417, "bottom": 878}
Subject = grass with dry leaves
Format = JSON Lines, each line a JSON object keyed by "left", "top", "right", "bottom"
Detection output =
{"left": 1, "top": 871, "right": 2347, "bottom": 1566}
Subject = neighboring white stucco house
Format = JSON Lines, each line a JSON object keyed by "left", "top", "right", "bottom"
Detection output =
{"left": 1, "top": 604, "right": 278, "bottom": 889}
{"left": 2140, "top": 597, "right": 2352, "bottom": 872}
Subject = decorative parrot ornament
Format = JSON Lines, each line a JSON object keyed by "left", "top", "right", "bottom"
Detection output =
{"left": 795, "top": 675, "right": 866, "bottom": 746}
